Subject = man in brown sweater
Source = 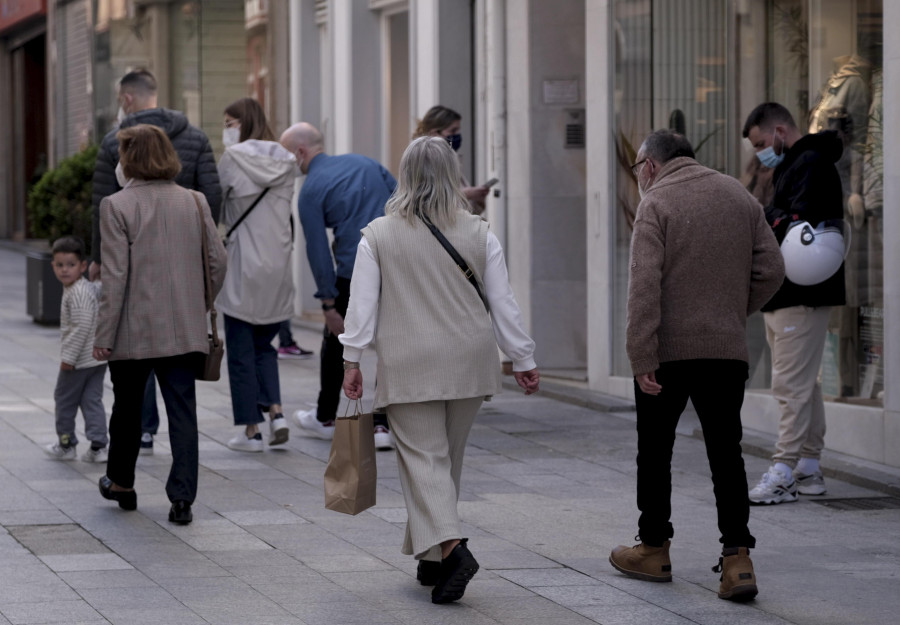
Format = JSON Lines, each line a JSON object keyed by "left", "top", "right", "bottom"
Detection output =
{"left": 609, "top": 130, "right": 784, "bottom": 602}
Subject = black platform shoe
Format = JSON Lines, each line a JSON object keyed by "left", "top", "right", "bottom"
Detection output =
{"left": 432, "top": 539, "right": 479, "bottom": 604}
{"left": 98, "top": 475, "right": 137, "bottom": 511}
{"left": 168, "top": 500, "right": 193, "bottom": 525}
{"left": 417, "top": 559, "right": 442, "bottom": 586}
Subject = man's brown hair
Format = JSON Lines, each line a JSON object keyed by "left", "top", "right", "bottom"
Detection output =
{"left": 117, "top": 124, "right": 182, "bottom": 181}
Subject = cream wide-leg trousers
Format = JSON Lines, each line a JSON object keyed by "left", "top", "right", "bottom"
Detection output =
{"left": 386, "top": 397, "right": 483, "bottom": 561}
{"left": 764, "top": 305, "right": 832, "bottom": 466}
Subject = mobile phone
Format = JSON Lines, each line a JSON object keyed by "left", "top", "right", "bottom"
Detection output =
{"left": 481, "top": 177, "right": 500, "bottom": 188}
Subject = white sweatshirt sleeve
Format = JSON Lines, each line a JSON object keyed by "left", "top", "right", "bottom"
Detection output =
{"left": 484, "top": 231, "right": 537, "bottom": 371}
{"left": 338, "top": 238, "right": 381, "bottom": 363}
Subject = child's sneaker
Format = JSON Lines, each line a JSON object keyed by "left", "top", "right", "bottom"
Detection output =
{"left": 45, "top": 442, "right": 76, "bottom": 461}
{"left": 82, "top": 447, "right": 109, "bottom": 463}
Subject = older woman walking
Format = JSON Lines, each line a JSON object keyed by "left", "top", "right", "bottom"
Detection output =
{"left": 94, "top": 124, "right": 226, "bottom": 525}
{"left": 340, "top": 136, "right": 540, "bottom": 604}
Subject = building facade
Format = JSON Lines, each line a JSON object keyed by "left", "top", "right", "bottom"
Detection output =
{"left": 292, "top": 0, "right": 895, "bottom": 468}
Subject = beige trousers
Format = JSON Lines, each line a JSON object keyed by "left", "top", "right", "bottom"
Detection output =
{"left": 387, "top": 397, "right": 483, "bottom": 561}
{"left": 764, "top": 306, "right": 832, "bottom": 466}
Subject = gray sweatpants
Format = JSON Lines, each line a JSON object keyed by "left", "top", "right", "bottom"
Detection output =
{"left": 54, "top": 365, "right": 108, "bottom": 448}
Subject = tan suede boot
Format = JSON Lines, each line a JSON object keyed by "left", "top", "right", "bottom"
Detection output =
{"left": 609, "top": 540, "right": 672, "bottom": 582}
{"left": 713, "top": 547, "right": 758, "bottom": 601}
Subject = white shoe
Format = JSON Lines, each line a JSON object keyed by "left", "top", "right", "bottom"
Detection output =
{"left": 374, "top": 425, "right": 394, "bottom": 450}
{"left": 749, "top": 466, "right": 799, "bottom": 505}
{"left": 795, "top": 470, "right": 827, "bottom": 495}
{"left": 44, "top": 442, "right": 76, "bottom": 461}
{"left": 292, "top": 408, "right": 335, "bottom": 440}
{"left": 269, "top": 415, "right": 290, "bottom": 446}
{"left": 227, "top": 433, "right": 264, "bottom": 452}
{"left": 81, "top": 447, "right": 109, "bottom": 463}
{"left": 139, "top": 432, "right": 154, "bottom": 456}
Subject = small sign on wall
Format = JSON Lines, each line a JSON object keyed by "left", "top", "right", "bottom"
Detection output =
{"left": 543, "top": 79, "right": 579, "bottom": 105}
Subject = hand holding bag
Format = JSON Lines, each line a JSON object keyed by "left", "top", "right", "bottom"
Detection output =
{"left": 193, "top": 193, "right": 224, "bottom": 382}
{"left": 324, "top": 401, "right": 377, "bottom": 515}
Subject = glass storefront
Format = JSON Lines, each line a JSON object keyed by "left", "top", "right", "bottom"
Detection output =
{"left": 613, "top": 0, "right": 883, "bottom": 404}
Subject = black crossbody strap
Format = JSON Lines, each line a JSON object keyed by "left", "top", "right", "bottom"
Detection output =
{"left": 225, "top": 187, "right": 270, "bottom": 239}
{"left": 421, "top": 217, "right": 489, "bottom": 313}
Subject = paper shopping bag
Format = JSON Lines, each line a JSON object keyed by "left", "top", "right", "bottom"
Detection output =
{"left": 324, "top": 404, "right": 377, "bottom": 515}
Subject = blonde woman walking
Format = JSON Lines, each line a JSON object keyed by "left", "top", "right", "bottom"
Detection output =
{"left": 340, "top": 136, "right": 539, "bottom": 604}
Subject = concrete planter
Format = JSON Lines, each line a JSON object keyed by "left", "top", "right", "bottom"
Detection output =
{"left": 26, "top": 250, "right": 62, "bottom": 325}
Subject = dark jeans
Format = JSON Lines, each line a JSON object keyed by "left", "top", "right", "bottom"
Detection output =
{"left": 107, "top": 354, "right": 201, "bottom": 504}
{"left": 635, "top": 359, "right": 755, "bottom": 549}
{"left": 318, "top": 277, "right": 387, "bottom": 428}
{"left": 278, "top": 319, "right": 294, "bottom": 348}
{"left": 225, "top": 315, "right": 282, "bottom": 426}
{"left": 141, "top": 373, "right": 159, "bottom": 435}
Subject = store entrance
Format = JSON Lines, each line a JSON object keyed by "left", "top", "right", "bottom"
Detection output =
{"left": 7, "top": 33, "right": 47, "bottom": 240}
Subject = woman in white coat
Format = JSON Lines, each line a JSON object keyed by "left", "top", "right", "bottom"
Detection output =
{"left": 217, "top": 97, "right": 298, "bottom": 452}
{"left": 340, "top": 137, "right": 540, "bottom": 604}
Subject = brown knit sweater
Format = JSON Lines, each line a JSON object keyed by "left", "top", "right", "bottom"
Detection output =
{"left": 626, "top": 157, "right": 784, "bottom": 376}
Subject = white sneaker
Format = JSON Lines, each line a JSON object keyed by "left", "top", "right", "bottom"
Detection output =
{"left": 292, "top": 408, "right": 335, "bottom": 440}
{"left": 82, "top": 447, "right": 109, "bottom": 463}
{"left": 44, "top": 442, "right": 76, "bottom": 461}
{"left": 374, "top": 425, "right": 394, "bottom": 450}
{"left": 795, "top": 470, "right": 827, "bottom": 495}
{"left": 139, "top": 432, "right": 154, "bottom": 456}
{"left": 749, "top": 466, "right": 799, "bottom": 505}
{"left": 269, "top": 415, "right": 290, "bottom": 446}
{"left": 227, "top": 433, "right": 264, "bottom": 452}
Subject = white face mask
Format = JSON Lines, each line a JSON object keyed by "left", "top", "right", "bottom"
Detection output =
{"left": 223, "top": 126, "right": 240, "bottom": 148}
{"left": 115, "top": 162, "right": 129, "bottom": 188}
{"left": 637, "top": 162, "right": 648, "bottom": 200}
{"left": 117, "top": 106, "right": 127, "bottom": 124}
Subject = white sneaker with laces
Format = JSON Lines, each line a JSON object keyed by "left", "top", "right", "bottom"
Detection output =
{"left": 82, "top": 447, "right": 109, "bottom": 463}
{"left": 749, "top": 466, "right": 799, "bottom": 505}
{"left": 292, "top": 408, "right": 335, "bottom": 440}
{"left": 44, "top": 442, "right": 76, "bottom": 461}
{"left": 227, "top": 433, "right": 264, "bottom": 452}
{"left": 374, "top": 425, "right": 394, "bottom": 450}
{"left": 795, "top": 470, "right": 827, "bottom": 495}
{"left": 269, "top": 415, "right": 290, "bottom": 446}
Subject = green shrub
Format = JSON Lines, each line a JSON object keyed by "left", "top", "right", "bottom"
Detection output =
{"left": 27, "top": 145, "right": 98, "bottom": 257}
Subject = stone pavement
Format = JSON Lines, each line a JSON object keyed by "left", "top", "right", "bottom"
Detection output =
{"left": 0, "top": 244, "right": 899, "bottom": 625}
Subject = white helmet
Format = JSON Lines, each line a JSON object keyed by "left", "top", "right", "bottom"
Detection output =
{"left": 780, "top": 220, "right": 849, "bottom": 286}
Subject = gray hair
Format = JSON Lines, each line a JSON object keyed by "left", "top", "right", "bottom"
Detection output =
{"left": 641, "top": 129, "right": 695, "bottom": 164}
{"left": 384, "top": 136, "right": 469, "bottom": 229}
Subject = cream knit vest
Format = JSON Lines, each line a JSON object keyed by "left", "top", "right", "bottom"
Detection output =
{"left": 362, "top": 213, "right": 501, "bottom": 409}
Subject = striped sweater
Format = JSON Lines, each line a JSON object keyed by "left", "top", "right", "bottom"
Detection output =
{"left": 60, "top": 277, "right": 104, "bottom": 369}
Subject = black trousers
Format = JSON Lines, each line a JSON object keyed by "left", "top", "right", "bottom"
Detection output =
{"left": 107, "top": 354, "right": 201, "bottom": 503}
{"left": 317, "top": 277, "right": 387, "bottom": 427}
{"left": 635, "top": 359, "right": 755, "bottom": 549}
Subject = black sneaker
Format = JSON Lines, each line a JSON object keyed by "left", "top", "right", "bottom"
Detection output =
{"left": 432, "top": 539, "right": 479, "bottom": 604}
{"left": 417, "top": 560, "right": 441, "bottom": 586}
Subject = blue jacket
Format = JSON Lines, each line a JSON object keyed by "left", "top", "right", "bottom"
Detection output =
{"left": 298, "top": 153, "right": 396, "bottom": 299}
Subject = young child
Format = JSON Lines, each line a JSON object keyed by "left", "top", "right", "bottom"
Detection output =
{"left": 45, "top": 236, "right": 109, "bottom": 462}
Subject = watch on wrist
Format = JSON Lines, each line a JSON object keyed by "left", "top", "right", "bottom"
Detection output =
{"left": 343, "top": 361, "right": 360, "bottom": 371}
{"left": 322, "top": 302, "right": 336, "bottom": 311}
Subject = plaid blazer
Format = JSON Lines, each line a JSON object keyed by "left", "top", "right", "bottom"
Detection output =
{"left": 96, "top": 180, "right": 227, "bottom": 360}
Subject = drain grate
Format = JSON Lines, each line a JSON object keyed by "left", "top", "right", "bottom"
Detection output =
{"left": 812, "top": 497, "right": 900, "bottom": 511}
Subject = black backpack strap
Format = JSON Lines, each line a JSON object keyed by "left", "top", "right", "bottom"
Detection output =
{"left": 225, "top": 187, "right": 270, "bottom": 239}
{"left": 421, "top": 217, "right": 489, "bottom": 313}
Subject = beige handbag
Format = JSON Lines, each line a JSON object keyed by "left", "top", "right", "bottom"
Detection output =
{"left": 324, "top": 401, "right": 377, "bottom": 515}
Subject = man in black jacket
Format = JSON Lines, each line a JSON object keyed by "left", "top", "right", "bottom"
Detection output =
{"left": 742, "top": 102, "right": 846, "bottom": 505}
{"left": 90, "top": 69, "right": 222, "bottom": 454}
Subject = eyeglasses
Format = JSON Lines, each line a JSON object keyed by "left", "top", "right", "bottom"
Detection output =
{"left": 224, "top": 119, "right": 240, "bottom": 129}
{"left": 630, "top": 159, "right": 648, "bottom": 177}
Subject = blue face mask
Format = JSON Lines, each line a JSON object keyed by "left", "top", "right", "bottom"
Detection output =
{"left": 757, "top": 133, "right": 785, "bottom": 168}
{"left": 446, "top": 134, "right": 462, "bottom": 152}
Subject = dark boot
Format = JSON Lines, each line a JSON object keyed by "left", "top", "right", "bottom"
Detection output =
{"left": 713, "top": 547, "right": 758, "bottom": 601}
